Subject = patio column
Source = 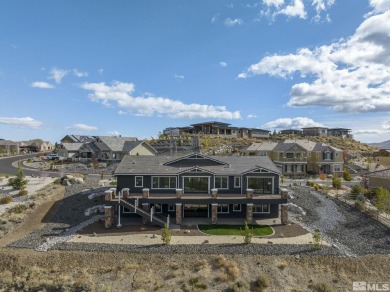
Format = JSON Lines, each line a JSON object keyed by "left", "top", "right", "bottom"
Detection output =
{"left": 142, "top": 203, "right": 150, "bottom": 224}
{"left": 104, "top": 206, "right": 113, "bottom": 229}
{"left": 246, "top": 189, "right": 253, "bottom": 199}
{"left": 175, "top": 203, "right": 182, "bottom": 225}
{"left": 122, "top": 188, "right": 130, "bottom": 199}
{"left": 176, "top": 189, "right": 182, "bottom": 199}
{"left": 142, "top": 188, "right": 149, "bottom": 198}
{"left": 104, "top": 190, "right": 113, "bottom": 201}
{"left": 211, "top": 204, "right": 218, "bottom": 224}
{"left": 211, "top": 188, "right": 218, "bottom": 199}
{"left": 246, "top": 203, "right": 253, "bottom": 224}
{"left": 281, "top": 204, "right": 288, "bottom": 225}
{"left": 280, "top": 188, "right": 288, "bottom": 200}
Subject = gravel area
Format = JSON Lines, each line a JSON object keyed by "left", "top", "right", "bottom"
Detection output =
{"left": 288, "top": 186, "right": 390, "bottom": 256}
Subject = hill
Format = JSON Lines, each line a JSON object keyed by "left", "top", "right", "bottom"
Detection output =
{"left": 368, "top": 140, "right": 390, "bottom": 149}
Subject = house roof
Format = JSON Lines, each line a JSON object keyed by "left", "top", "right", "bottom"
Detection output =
{"left": 284, "top": 139, "right": 317, "bottom": 151}
{"left": 115, "top": 154, "right": 281, "bottom": 175}
{"left": 95, "top": 136, "right": 138, "bottom": 152}
{"left": 241, "top": 142, "right": 278, "bottom": 151}
{"left": 62, "top": 135, "right": 95, "bottom": 143}
{"left": 365, "top": 168, "right": 390, "bottom": 178}
{"left": 0, "top": 140, "right": 17, "bottom": 146}
{"left": 61, "top": 143, "right": 84, "bottom": 151}
{"left": 190, "top": 121, "right": 231, "bottom": 127}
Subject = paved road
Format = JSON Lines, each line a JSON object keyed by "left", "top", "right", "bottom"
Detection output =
{"left": 0, "top": 154, "right": 61, "bottom": 177}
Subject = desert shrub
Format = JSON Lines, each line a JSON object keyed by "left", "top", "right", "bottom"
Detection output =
{"left": 189, "top": 277, "right": 207, "bottom": 290}
{"left": 53, "top": 178, "right": 61, "bottom": 185}
{"left": 193, "top": 259, "right": 208, "bottom": 271}
{"left": 374, "top": 187, "right": 390, "bottom": 214}
{"left": 314, "top": 184, "right": 320, "bottom": 191}
{"left": 254, "top": 273, "right": 270, "bottom": 292}
{"left": 215, "top": 272, "right": 229, "bottom": 282}
{"left": 214, "top": 255, "right": 227, "bottom": 269}
{"left": 319, "top": 173, "right": 326, "bottom": 180}
{"left": 19, "top": 189, "right": 28, "bottom": 196}
{"left": 0, "top": 196, "right": 13, "bottom": 204}
{"left": 161, "top": 224, "right": 171, "bottom": 245}
{"left": 230, "top": 279, "right": 250, "bottom": 292}
{"left": 277, "top": 261, "right": 288, "bottom": 269}
{"left": 308, "top": 282, "right": 333, "bottom": 292}
{"left": 169, "top": 262, "right": 179, "bottom": 270}
{"left": 109, "top": 181, "right": 117, "bottom": 186}
{"left": 10, "top": 167, "right": 28, "bottom": 190}
{"left": 312, "top": 228, "right": 322, "bottom": 249}
{"left": 351, "top": 184, "right": 364, "bottom": 196}
{"left": 355, "top": 194, "right": 366, "bottom": 210}
{"left": 226, "top": 261, "right": 239, "bottom": 280}
{"left": 343, "top": 170, "right": 351, "bottom": 181}
{"left": 242, "top": 221, "right": 253, "bottom": 244}
{"left": 332, "top": 175, "right": 341, "bottom": 189}
{"left": 8, "top": 177, "right": 15, "bottom": 186}
{"left": 9, "top": 204, "right": 28, "bottom": 214}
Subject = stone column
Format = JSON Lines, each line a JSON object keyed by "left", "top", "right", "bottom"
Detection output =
{"left": 110, "top": 188, "right": 116, "bottom": 198}
{"left": 175, "top": 203, "right": 182, "bottom": 225}
{"left": 122, "top": 188, "right": 130, "bottom": 199}
{"left": 142, "top": 203, "right": 150, "bottom": 225}
{"left": 104, "top": 206, "right": 113, "bottom": 228}
{"left": 211, "top": 188, "right": 218, "bottom": 199}
{"left": 246, "top": 189, "right": 253, "bottom": 199}
{"left": 211, "top": 204, "right": 218, "bottom": 224}
{"left": 280, "top": 188, "right": 288, "bottom": 200}
{"left": 281, "top": 204, "right": 288, "bottom": 225}
{"left": 246, "top": 203, "right": 253, "bottom": 224}
{"left": 176, "top": 189, "right": 182, "bottom": 199}
{"left": 142, "top": 188, "right": 149, "bottom": 198}
{"left": 104, "top": 190, "right": 112, "bottom": 201}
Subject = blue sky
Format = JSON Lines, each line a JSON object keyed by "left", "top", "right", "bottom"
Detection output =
{"left": 1, "top": 0, "right": 389, "bottom": 143}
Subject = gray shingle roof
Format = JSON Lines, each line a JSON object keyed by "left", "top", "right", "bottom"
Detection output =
{"left": 115, "top": 154, "right": 281, "bottom": 175}
{"left": 96, "top": 136, "right": 138, "bottom": 152}
{"left": 61, "top": 143, "right": 83, "bottom": 151}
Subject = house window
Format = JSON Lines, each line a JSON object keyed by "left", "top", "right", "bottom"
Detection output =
{"left": 336, "top": 152, "right": 339, "bottom": 157}
{"left": 316, "top": 153, "right": 319, "bottom": 157}
{"left": 333, "top": 165, "right": 341, "bottom": 172}
{"left": 152, "top": 176, "right": 177, "bottom": 189}
{"left": 247, "top": 177, "right": 272, "bottom": 194}
{"left": 153, "top": 204, "right": 162, "bottom": 213}
{"left": 233, "top": 204, "right": 241, "bottom": 212}
{"left": 285, "top": 165, "right": 293, "bottom": 173}
{"left": 234, "top": 177, "right": 241, "bottom": 188}
{"left": 215, "top": 176, "right": 228, "bottom": 189}
{"left": 286, "top": 153, "right": 294, "bottom": 159}
{"left": 296, "top": 165, "right": 303, "bottom": 173}
{"left": 168, "top": 204, "right": 175, "bottom": 212}
{"left": 308, "top": 152, "right": 311, "bottom": 157}
{"left": 217, "top": 204, "right": 229, "bottom": 213}
{"left": 253, "top": 204, "right": 270, "bottom": 213}
{"left": 260, "top": 151, "right": 267, "bottom": 157}
{"left": 323, "top": 152, "right": 333, "bottom": 160}
{"left": 135, "top": 176, "right": 143, "bottom": 187}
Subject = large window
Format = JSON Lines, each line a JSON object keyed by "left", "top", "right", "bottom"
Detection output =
{"left": 247, "top": 177, "right": 272, "bottom": 194}
{"left": 286, "top": 152, "right": 294, "bottom": 159}
{"left": 217, "top": 204, "right": 229, "bottom": 213}
{"left": 253, "top": 204, "right": 270, "bottom": 213}
{"left": 296, "top": 165, "right": 303, "bottom": 173}
{"left": 333, "top": 164, "right": 341, "bottom": 172}
{"left": 135, "top": 176, "right": 143, "bottom": 187}
{"left": 233, "top": 204, "right": 241, "bottom": 212}
{"left": 323, "top": 152, "right": 333, "bottom": 160}
{"left": 152, "top": 176, "right": 177, "bottom": 189}
{"left": 234, "top": 177, "right": 241, "bottom": 188}
{"left": 215, "top": 176, "right": 228, "bottom": 189}
{"left": 285, "top": 165, "right": 293, "bottom": 173}
{"left": 184, "top": 177, "right": 209, "bottom": 193}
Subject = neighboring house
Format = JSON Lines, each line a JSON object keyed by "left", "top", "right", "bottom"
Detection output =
{"left": 57, "top": 136, "right": 156, "bottom": 161}
{"left": 104, "top": 153, "right": 288, "bottom": 228}
{"left": 240, "top": 140, "right": 344, "bottom": 175}
{"left": 0, "top": 140, "right": 19, "bottom": 155}
{"left": 328, "top": 128, "right": 353, "bottom": 139}
{"left": 364, "top": 169, "right": 390, "bottom": 190}
{"left": 302, "top": 127, "right": 329, "bottom": 137}
{"left": 162, "top": 121, "right": 270, "bottom": 139}
{"left": 60, "top": 135, "right": 95, "bottom": 143}
{"left": 373, "top": 149, "right": 390, "bottom": 167}
{"left": 19, "top": 139, "right": 53, "bottom": 152}
{"left": 302, "top": 127, "right": 353, "bottom": 139}
{"left": 280, "top": 129, "right": 303, "bottom": 135}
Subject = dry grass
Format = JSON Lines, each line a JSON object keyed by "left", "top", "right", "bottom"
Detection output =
{"left": 193, "top": 259, "right": 208, "bottom": 272}
{"left": 277, "top": 261, "right": 288, "bottom": 270}
{"left": 213, "top": 255, "right": 240, "bottom": 280}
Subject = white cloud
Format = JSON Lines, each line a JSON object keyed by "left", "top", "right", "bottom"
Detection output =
{"left": 31, "top": 81, "right": 54, "bottom": 89}
{"left": 239, "top": 9, "right": 390, "bottom": 113}
{"left": 382, "top": 120, "right": 390, "bottom": 130}
{"left": 354, "top": 129, "right": 381, "bottom": 135}
{"left": 369, "top": 0, "right": 390, "bottom": 14}
{"left": 220, "top": 61, "right": 228, "bottom": 67}
{"left": 73, "top": 69, "right": 88, "bottom": 78}
{"left": 312, "top": 0, "right": 335, "bottom": 22}
{"left": 262, "top": 117, "right": 324, "bottom": 129}
{"left": 263, "top": 0, "right": 285, "bottom": 7}
{"left": 174, "top": 74, "right": 184, "bottom": 80}
{"left": 211, "top": 13, "right": 220, "bottom": 23}
{"left": 0, "top": 117, "right": 42, "bottom": 129}
{"left": 98, "top": 69, "right": 104, "bottom": 75}
{"left": 66, "top": 123, "right": 98, "bottom": 132}
{"left": 48, "top": 67, "right": 69, "bottom": 84}
{"left": 247, "top": 114, "right": 258, "bottom": 119}
{"left": 80, "top": 81, "right": 241, "bottom": 120}
{"left": 277, "top": 0, "right": 306, "bottom": 19}
{"left": 224, "top": 18, "right": 243, "bottom": 27}
{"left": 118, "top": 110, "right": 127, "bottom": 115}
{"left": 108, "top": 130, "right": 120, "bottom": 136}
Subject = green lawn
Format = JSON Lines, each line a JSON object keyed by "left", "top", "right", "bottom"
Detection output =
{"left": 198, "top": 224, "right": 273, "bottom": 236}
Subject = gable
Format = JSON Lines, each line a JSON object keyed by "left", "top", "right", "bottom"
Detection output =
{"left": 164, "top": 153, "right": 227, "bottom": 167}
{"left": 242, "top": 166, "right": 279, "bottom": 175}
{"left": 285, "top": 144, "right": 307, "bottom": 153}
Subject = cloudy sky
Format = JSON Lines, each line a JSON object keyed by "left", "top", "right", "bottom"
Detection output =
{"left": 0, "top": 0, "right": 389, "bottom": 143}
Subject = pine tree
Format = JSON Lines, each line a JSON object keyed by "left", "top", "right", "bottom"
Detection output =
{"left": 12, "top": 166, "right": 28, "bottom": 190}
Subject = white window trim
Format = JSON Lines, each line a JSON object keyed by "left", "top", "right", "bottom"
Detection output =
{"left": 151, "top": 176, "right": 177, "bottom": 189}
{"left": 217, "top": 204, "right": 229, "bottom": 213}
{"left": 233, "top": 204, "right": 241, "bottom": 212}
{"left": 168, "top": 204, "right": 175, "bottom": 212}
{"left": 214, "top": 176, "right": 229, "bottom": 189}
{"left": 234, "top": 176, "right": 241, "bottom": 188}
{"left": 333, "top": 164, "right": 342, "bottom": 172}
{"left": 182, "top": 176, "right": 211, "bottom": 194}
{"left": 253, "top": 204, "right": 271, "bottom": 214}
{"left": 135, "top": 176, "right": 143, "bottom": 187}
{"left": 246, "top": 176, "right": 274, "bottom": 194}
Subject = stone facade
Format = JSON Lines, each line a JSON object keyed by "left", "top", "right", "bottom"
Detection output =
{"left": 246, "top": 189, "right": 253, "bottom": 199}
{"left": 104, "top": 206, "right": 113, "bottom": 228}
{"left": 246, "top": 203, "right": 253, "bottom": 223}
{"left": 175, "top": 203, "right": 182, "bottom": 225}
{"left": 211, "top": 204, "right": 218, "bottom": 224}
{"left": 281, "top": 204, "right": 288, "bottom": 225}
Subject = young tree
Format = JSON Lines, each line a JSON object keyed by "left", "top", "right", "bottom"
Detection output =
{"left": 343, "top": 170, "right": 352, "bottom": 181}
{"left": 161, "top": 224, "right": 171, "bottom": 245}
{"left": 312, "top": 228, "right": 322, "bottom": 249}
{"left": 242, "top": 221, "right": 253, "bottom": 244}
{"left": 375, "top": 187, "right": 390, "bottom": 214}
{"left": 11, "top": 166, "right": 28, "bottom": 190}
{"left": 332, "top": 175, "right": 341, "bottom": 189}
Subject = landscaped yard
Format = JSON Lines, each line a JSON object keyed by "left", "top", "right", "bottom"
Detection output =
{"left": 198, "top": 224, "right": 273, "bottom": 236}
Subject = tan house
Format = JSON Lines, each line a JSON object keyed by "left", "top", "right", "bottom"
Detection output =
{"left": 364, "top": 169, "right": 390, "bottom": 190}
{"left": 0, "top": 140, "right": 19, "bottom": 156}
{"left": 19, "top": 139, "right": 53, "bottom": 152}
{"left": 373, "top": 149, "right": 390, "bottom": 167}
{"left": 241, "top": 139, "right": 344, "bottom": 175}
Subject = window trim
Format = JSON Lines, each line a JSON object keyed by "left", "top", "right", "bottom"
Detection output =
{"left": 151, "top": 176, "right": 177, "bottom": 189}
{"left": 253, "top": 204, "right": 270, "bottom": 214}
{"left": 333, "top": 164, "right": 341, "bottom": 172}
{"left": 246, "top": 176, "right": 274, "bottom": 194}
{"left": 135, "top": 176, "right": 143, "bottom": 187}
{"left": 234, "top": 176, "right": 241, "bottom": 188}
{"left": 153, "top": 204, "right": 162, "bottom": 213}
{"left": 232, "top": 204, "right": 241, "bottom": 212}
{"left": 217, "top": 204, "right": 229, "bottom": 213}
{"left": 168, "top": 204, "right": 175, "bottom": 212}
{"left": 214, "top": 176, "right": 229, "bottom": 189}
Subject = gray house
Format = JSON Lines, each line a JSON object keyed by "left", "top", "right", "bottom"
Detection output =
{"left": 103, "top": 153, "right": 288, "bottom": 228}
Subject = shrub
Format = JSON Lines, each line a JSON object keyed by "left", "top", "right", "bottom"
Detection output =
{"left": 332, "top": 175, "right": 341, "bottom": 189}
{"left": 230, "top": 279, "right": 250, "bottom": 292}
{"left": 312, "top": 228, "right": 322, "bottom": 249}
{"left": 161, "top": 224, "right": 171, "bottom": 245}
{"left": 215, "top": 272, "right": 229, "bottom": 282}
{"left": 19, "top": 189, "right": 28, "bottom": 196}
{"left": 314, "top": 184, "right": 320, "bottom": 191}
{"left": 109, "top": 181, "right": 117, "bottom": 186}
{"left": 242, "top": 221, "right": 253, "bottom": 244}
{"left": 9, "top": 204, "right": 27, "bottom": 214}
{"left": 10, "top": 167, "right": 28, "bottom": 190}
{"left": 351, "top": 184, "right": 364, "bottom": 196}
{"left": 308, "top": 282, "right": 333, "bottom": 292}
{"left": 277, "top": 261, "right": 288, "bottom": 269}
{"left": 254, "top": 273, "right": 270, "bottom": 292}
{"left": 0, "top": 196, "right": 13, "bottom": 204}
{"left": 343, "top": 170, "right": 352, "bottom": 181}
{"left": 319, "top": 173, "right": 326, "bottom": 180}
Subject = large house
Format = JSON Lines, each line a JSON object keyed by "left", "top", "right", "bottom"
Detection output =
{"left": 162, "top": 121, "right": 270, "bottom": 139}
{"left": 302, "top": 127, "right": 353, "bottom": 139}
{"left": 57, "top": 136, "right": 157, "bottom": 161}
{"left": 373, "top": 149, "right": 390, "bottom": 167}
{"left": 364, "top": 169, "right": 390, "bottom": 190}
{"left": 19, "top": 139, "right": 53, "bottom": 153}
{"left": 103, "top": 153, "right": 288, "bottom": 228}
{"left": 240, "top": 140, "right": 344, "bottom": 175}
{"left": 0, "top": 140, "right": 19, "bottom": 155}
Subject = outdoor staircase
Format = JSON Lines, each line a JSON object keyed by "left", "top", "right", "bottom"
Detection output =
{"left": 118, "top": 199, "right": 167, "bottom": 228}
